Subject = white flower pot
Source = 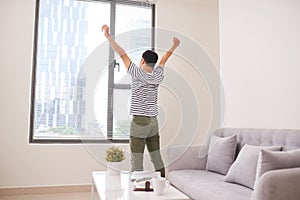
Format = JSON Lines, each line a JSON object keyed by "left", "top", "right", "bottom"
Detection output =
{"left": 106, "top": 162, "right": 122, "bottom": 175}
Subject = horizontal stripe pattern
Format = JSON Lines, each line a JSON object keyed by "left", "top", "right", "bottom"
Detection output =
{"left": 128, "top": 62, "right": 164, "bottom": 116}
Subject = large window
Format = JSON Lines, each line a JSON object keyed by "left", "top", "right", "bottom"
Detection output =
{"left": 30, "top": 0, "right": 155, "bottom": 143}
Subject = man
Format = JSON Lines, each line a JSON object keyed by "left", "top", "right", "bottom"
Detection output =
{"left": 102, "top": 25, "right": 180, "bottom": 177}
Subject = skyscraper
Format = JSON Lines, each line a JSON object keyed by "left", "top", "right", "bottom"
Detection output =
{"left": 34, "top": 0, "right": 87, "bottom": 136}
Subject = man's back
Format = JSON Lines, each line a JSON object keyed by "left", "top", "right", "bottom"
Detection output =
{"left": 128, "top": 62, "right": 164, "bottom": 117}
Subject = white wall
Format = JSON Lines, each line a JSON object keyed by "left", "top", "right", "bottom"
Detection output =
{"left": 156, "top": 0, "right": 219, "bottom": 145}
{"left": 0, "top": 0, "right": 219, "bottom": 188}
{"left": 157, "top": 0, "right": 219, "bottom": 67}
{"left": 220, "top": 0, "right": 300, "bottom": 129}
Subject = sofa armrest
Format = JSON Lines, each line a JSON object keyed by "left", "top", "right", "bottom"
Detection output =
{"left": 252, "top": 167, "right": 300, "bottom": 200}
{"left": 167, "top": 145, "right": 207, "bottom": 172}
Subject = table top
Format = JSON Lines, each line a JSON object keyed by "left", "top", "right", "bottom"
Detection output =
{"left": 92, "top": 171, "right": 190, "bottom": 200}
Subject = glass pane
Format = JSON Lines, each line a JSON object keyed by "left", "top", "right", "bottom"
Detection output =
{"left": 114, "top": 4, "right": 152, "bottom": 84}
{"left": 33, "top": 0, "right": 110, "bottom": 139}
{"left": 113, "top": 89, "right": 131, "bottom": 139}
{"left": 93, "top": 70, "right": 109, "bottom": 139}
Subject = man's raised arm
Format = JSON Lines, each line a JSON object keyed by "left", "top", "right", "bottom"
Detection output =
{"left": 159, "top": 37, "right": 181, "bottom": 67}
{"left": 101, "top": 25, "right": 131, "bottom": 70}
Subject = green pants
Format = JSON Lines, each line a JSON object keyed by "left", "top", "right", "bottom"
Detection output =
{"left": 130, "top": 115, "right": 165, "bottom": 177}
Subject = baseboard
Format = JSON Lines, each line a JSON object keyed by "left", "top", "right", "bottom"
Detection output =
{"left": 0, "top": 184, "right": 91, "bottom": 196}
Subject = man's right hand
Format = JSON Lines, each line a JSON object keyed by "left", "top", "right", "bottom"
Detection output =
{"left": 101, "top": 25, "right": 110, "bottom": 38}
{"left": 173, "top": 37, "right": 181, "bottom": 48}
{"left": 159, "top": 37, "right": 181, "bottom": 67}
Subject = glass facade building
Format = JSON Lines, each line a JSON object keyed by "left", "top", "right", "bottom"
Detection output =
{"left": 34, "top": 0, "right": 88, "bottom": 136}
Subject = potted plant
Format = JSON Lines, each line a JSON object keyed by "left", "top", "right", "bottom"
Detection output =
{"left": 105, "top": 146, "right": 125, "bottom": 175}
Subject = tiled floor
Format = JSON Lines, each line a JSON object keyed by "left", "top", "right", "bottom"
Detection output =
{"left": 0, "top": 192, "right": 99, "bottom": 200}
{"left": 0, "top": 184, "right": 100, "bottom": 200}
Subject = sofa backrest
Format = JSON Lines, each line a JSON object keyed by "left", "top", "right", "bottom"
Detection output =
{"left": 215, "top": 128, "right": 300, "bottom": 153}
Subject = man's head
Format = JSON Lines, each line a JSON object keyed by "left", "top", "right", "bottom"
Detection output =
{"left": 141, "top": 50, "right": 158, "bottom": 68}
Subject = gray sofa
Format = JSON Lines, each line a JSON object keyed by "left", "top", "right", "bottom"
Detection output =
{"left": 167, "top": 128, "right": 300, "bottom": 200}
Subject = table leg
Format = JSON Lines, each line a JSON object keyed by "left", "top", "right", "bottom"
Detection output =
{"left": 91, "top": 177, "right": 95, "bottom": 200}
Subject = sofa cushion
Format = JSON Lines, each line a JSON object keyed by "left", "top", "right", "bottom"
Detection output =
{"left": 256, "top": 149, "right": 300, "bottom": 179}
{"left": 206, "top": 135, "right": 237, "bottom": 175}
{"left": 167, "top": 145, "right": 207, "bottom": 172}
{"left": 168, "top": 170, "right": 252, "bottom": 200}
{"left": 225, "top": 144, "right": 281, "bottom": 189}
{"left": 219, "top": 128, "right": 300, "bottom": 152}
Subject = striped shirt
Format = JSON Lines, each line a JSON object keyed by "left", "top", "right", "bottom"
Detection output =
{"left": 127, "top": 62, "right": 164, "bottom": 117}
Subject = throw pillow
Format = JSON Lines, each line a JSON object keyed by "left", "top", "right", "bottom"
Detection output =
{"left": 224, "top": 144, "right": 282, "bottom": 189}
{"left": 206, "top": 135, "right": 237, "bottom": 175}
{"left": 256, "top": 149, "right": 300, "bottom": 179}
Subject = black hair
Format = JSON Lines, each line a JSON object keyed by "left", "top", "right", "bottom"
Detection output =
{"left": 142, "top": 50, "right": 158, "bottom": 68}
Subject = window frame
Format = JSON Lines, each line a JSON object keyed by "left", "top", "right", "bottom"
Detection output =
{"left": 29, "top": 0, "right": 156, "bottom": 144}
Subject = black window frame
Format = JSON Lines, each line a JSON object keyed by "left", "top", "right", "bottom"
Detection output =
{"left": 29, "top": 0, "right": 156, "bottom": 144}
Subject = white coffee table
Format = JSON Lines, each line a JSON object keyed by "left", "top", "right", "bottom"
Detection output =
{"left": 91, "top": 171, "right": 190, "bottom": 200}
